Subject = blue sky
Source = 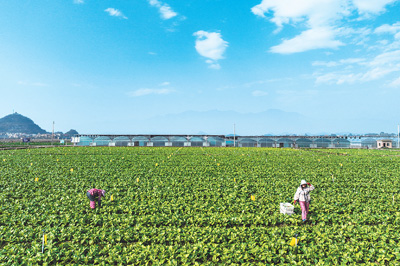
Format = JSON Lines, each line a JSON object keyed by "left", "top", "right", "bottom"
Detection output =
{"left": 0, "top": 0, "right": 399, "bottom": 135}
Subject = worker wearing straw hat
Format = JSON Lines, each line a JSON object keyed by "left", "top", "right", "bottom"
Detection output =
{"left": 87, "top": 188, "right": 106, "bottom": 209}
{"left": 293, "top": 180, "right": 315, "bottom": 222}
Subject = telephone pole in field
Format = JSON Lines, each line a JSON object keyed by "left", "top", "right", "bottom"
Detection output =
{"left": 51, "top": 121, "right": 55, "bottom": 145}
{"left": 233, "top": 123, "right": 236, "bottom": 147}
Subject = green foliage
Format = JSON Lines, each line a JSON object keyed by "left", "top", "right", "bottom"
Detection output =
{"left": 1, "top": 147, "right": 400, "bottom": 264}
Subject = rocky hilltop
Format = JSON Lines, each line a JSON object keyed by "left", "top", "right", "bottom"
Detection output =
{"left": 0, "top": 113, "right": 47, "bottom": 134}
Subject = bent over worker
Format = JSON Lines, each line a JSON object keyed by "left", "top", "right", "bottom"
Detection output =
{"left": 293, "top": 180, "right": 315, "bottom": 222}
{"left": 87, "top": 188, "right": 106, "bottom": 209}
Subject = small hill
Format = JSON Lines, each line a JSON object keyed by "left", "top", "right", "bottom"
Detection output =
{"left": 0, "top": 113, "right": 47, "bottom": 134}
{"left": 64, "top": 129, "right": 79, "bottom": 137}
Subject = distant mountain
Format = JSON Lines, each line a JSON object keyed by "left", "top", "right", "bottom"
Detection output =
{"left": 0, "top": 113, "right": 47, "bottom": 134}
{"left": 131, "top": 109, "right": 307, "bottom": 135}
{"left": 64, "top": 129, "right": 79, "bottom": 137}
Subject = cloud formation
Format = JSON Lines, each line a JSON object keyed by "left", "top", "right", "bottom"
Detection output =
{"left": 312, "top": 16, "right": 400, "bottom": 87}
{"left": 314, "top": 50, "right": 400, "bottom": 85}
{"left": 389, "top": 76, "right": 400, "bottom": 87}
{"left": 104, "top": 8, "right": 127, "bottom": 19}
{"left": 128, "top": 88, "right": 174, "bottom": 97}
{"left": 352, "top": 0, "right": 397, "bottom": 13}
{"left": 148, "top": 0, "right": 177, "bottom": 20}
{"left": 270, "top": 27, "right": 344, "bottom": 54}
{"left": 312, "top": 58, "right": 366, "bottom": 67}
{"left": 251, "top": 0, "right": 398, "bottom": 53}
{"left": 193, "top": 31, "right": 228, "bottom": 69}
{"left": 73, "top": 0, "right": 84, "bottom": 4}
{"left": 17, "top": 81, "right": 48, "bottom": 87}
{"left": 252, "top": 90, "right": 269, "bottom": 97}
{"left": 375, "top": 22, "right": 400, "bottom": 39}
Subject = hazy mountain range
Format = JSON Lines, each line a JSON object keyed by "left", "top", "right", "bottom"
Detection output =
{"left": 0, "top": 111, "right": 392, "bottom": 136}
{"left": 98, "top": 109, "right": 391, "bottom": 136}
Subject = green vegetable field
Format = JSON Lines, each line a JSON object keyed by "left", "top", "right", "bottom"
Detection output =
{"left": 1, "top": 147, "right": 400, "bottom": 265}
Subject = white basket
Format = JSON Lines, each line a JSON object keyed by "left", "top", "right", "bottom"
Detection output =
{"left": 280, "top": 202, "right": 294, "bottom": 215}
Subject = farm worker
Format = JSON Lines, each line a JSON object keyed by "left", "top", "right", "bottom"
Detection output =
{"left": 87, "top": 188, "right": 106, "bottom": 209}
{"left": 293, "top": 180, "right": 315, "bottom": 222}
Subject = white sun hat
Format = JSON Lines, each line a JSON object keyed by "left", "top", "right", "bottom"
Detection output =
{"left": 300, "top": 180, "right": 307, "bottom": 185}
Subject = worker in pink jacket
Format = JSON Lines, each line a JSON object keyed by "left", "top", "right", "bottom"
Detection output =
{"left": 87, "top": 188, "right": 106, "bottom": 209}
{"left": 293, "top": 180, "right": 315, "bottom": 222}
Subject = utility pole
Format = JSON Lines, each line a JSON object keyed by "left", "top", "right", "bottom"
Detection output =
{"left": 233, "top": 123, "right": 236, "bottom": 147}
{"left": 398, "top": 124, "right": 399, "bottom": 149}
{"left": 52, "top": 121, "right": 55, "bottom": 145}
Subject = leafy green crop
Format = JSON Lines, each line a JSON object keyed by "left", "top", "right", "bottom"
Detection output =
{"left": 1, "top": 147, "right": 400, "bottom": 265}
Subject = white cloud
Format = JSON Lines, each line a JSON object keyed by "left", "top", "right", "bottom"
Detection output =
{"left": 312, "top": 18, "right": 400, "bottom": 87}
{"left": 314, "top": 50, "right": 400, "bottom": 85}
{"left": 148, "top": 0, "right": 177, "bottom": 20}
{"left": 352, "top": 0, "right": 397, "bottom": 14}
{"left": 73, "top": 0, "right": 84, "bottom": 4}
{"left": 251, "top": 0, "right": 397, "bottom": 53}
{"left": 361, "top": 67, "right": 397, "bottom": 81}
{"left": 377, "top": 40, "right": 390, "bottom": 46}
{"left": 17, "top": 81, "right": 48, "bottom": 87}
{"left": 315, "top": 72, "right": 362, "bottom": 85}
{"left": 194, "top": 31, "right": 228, "bottom": 60}
{"left": 312, "top": 61, "right": 339, "bottom": 67}
{"left": 251, "top": 0, "right": 347, "bottom": 28}
{"left": 375, "top": 22, "right": 400, "bottom": 40}
{"left": 358, "top": 50, "right": 400, "bottom": 81}
{"left": 276, "top": 89, "right": 318, "bottom": 96}
{"left": 335, "top": 27, "right": 372, "bottom": 45}
{"left": 206, "top": 60, "right": 221, "bottom": 70}
{"left": 104, "top": 8, "right": 127, "bottom": 19}
{"left": 194, "top": 31, "right": 228, "bottom": 69}
{"left": 389, "top": 76, "right": 400, "bottom": 87}
{"left": 160, "top": 82, "right": 170, "bottom": 86}
{"left": 270, "top": 27, "right": 344, "bottom": 54}
{"left": 252, "top": 90, "right": 269, "bottom": 96}
{"left": 340, "top": 58, "right": 366, "bottom": 64}
{"left": 375, "top": 22, "right": 400, "bottom": 34}
{"left": 244, "top": 80, "right": 269, "bottom": 88}
{"left": 312, "top": 58, "right": 365, "bottom": 67}
{"left": 368, "top": 50, "right": 400, "bottom": 66}
{"left": 128, "top": 88, "right": 174, "bottom": 97}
